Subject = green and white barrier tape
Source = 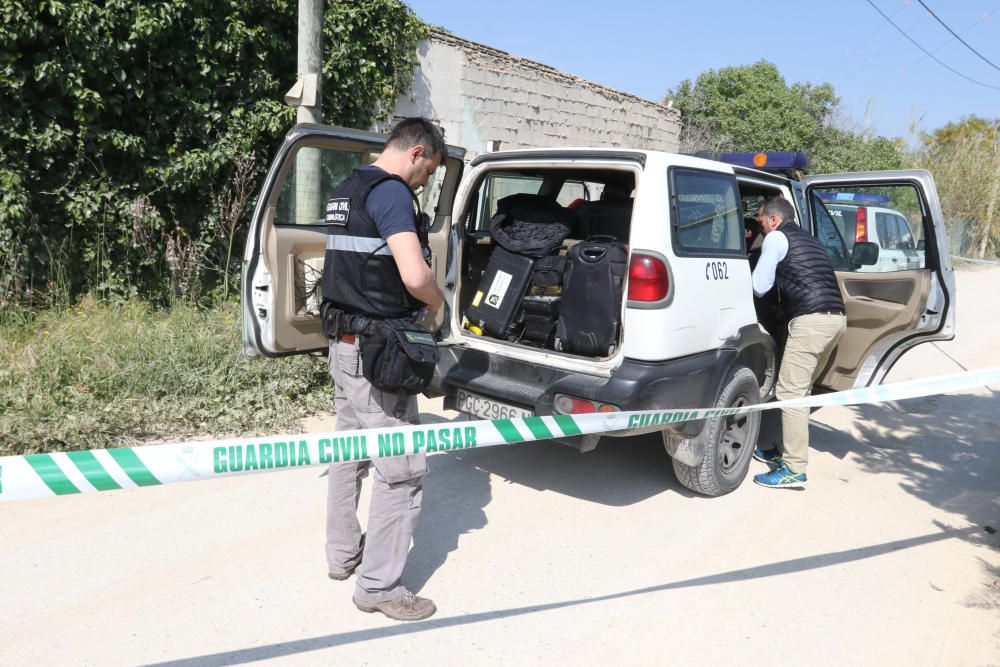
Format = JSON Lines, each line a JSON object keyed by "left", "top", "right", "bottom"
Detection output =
{"left": 2, "top": 366, "right": 998, "bottom": 502}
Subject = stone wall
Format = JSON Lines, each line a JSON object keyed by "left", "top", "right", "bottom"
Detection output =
{"left": 393, "top": 28, "right": 680, "bottom": 160}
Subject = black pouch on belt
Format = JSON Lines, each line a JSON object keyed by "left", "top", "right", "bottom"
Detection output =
{"left": 320, "top": 302, "right": 342, "bottom": 340}
{"left": 359, "top": 319, "right": 439, "bottom": 394}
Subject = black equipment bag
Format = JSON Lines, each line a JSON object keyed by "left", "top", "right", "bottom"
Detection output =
{"left": 488, "top": 194, "right": 575, "bottom": 258}
{"left": 518, "top": 295, "right": 561, "bottom": 344}
{"left": 466, "top": 247, "right": 536, "bottom": 337}
{"left": 359, "top": 319, "right": 439, "bottom": 395}
{"left": 555, "top": 241, "right": 628, "bottom": 356}
{"left": 531, "top": 254, "right": 567, "bottom": 288}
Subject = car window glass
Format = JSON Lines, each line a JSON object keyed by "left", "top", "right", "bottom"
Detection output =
{"left": 474, "top": 174, "right": 544, "bottom": 231}
{"left": 809, "top": 195, "right": 851, "bottom": 270}
{"left": 876, "top": 213, "right": 899, "bottom": 250}
{"left": 556, "top": 180, "right": 587, "bottom": 206}
{"left": 895, "top": 215, "right": 915, "bottom": 249}
{"left": 273, "top": 144, "right": 450, "bottom": 227}
{"left": 671, "top": 169, "right": 743, "bottom": 255}
{"left": 274, "top": 146, "right": 364, "bottom": 226}
{"left": 810, "top": 184, "right": 928, "bottom": 272}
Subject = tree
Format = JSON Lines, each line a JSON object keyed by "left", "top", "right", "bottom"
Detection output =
{"left": 665, "top": 60, "right": 903, "bottom": 173}
{"left": 0, "top": 0, "right": 425, "bottom": 309}
{"left": 811, "top": 128, "right": 904, "bottom": 173}
{"left": 667, "top": 61, "right": 835, "bottom": 153}
{"left": 913, "top": 116, "right": 1000, "bottom": 259}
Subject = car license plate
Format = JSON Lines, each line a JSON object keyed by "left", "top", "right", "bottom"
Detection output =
{"left": 455, "top": 389, "right": 532, "bottom": 420}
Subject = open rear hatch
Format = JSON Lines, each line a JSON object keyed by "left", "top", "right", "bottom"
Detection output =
{"left": 442, "top": 157, "right": 644, "bottom": 371}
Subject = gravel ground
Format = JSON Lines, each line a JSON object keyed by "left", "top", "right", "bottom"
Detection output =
{"left": 1, "top": 267, "right": 997, "bottom": 667}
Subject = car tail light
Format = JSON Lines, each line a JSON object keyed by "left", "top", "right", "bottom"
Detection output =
{"left": 855, "top": 206, "right": 868, "bottom": 243}
{"left": 553, "top": 394, "right": 620, "bottom": 415}
{"left": 627, "top": 253, "right": 669, "bottom": 302}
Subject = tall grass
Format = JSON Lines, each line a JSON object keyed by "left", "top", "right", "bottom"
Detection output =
{"left": 0, "top": 297, "right": 332, "bottom": 455}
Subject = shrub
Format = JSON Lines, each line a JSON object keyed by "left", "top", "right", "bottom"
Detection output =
{"left": 0, "top": 297, "right": 332, "bottom": 454}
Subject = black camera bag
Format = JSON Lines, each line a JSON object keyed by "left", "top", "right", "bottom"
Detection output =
{"left": 359, "top": 319, "right": 439, "bottom": 394}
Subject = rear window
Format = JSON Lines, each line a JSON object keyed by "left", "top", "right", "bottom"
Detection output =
{"left": 472, "top": 174, "right": 587, "bottom": 232}
{"left": 670, "top": 168, "right": 743, "bottom": 256}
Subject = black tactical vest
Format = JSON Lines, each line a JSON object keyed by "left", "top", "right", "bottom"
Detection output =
{"left": 775, "top": 221, "right": 846, "bottom": 321}
{"left": 320, "top": 168, "right": 426, "bottom": 318}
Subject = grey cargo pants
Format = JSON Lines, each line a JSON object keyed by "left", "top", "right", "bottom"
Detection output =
{"left": 326, "top": 338, "right": 427, "bottom": 604}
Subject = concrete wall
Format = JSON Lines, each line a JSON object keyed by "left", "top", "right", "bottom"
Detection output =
{"left": 393, "top": 29, "right": 680, "bottom": 160}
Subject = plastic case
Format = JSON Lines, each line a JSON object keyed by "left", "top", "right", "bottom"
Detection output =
{"left": 465, "top": 247, "right": 535, "bottom": 337}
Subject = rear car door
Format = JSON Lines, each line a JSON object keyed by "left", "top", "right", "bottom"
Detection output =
{"left": 803, "top": 170, "right": 956, "bottom": 390}
{"left": 242, "top": 124, "right": 464, "bottom": 357}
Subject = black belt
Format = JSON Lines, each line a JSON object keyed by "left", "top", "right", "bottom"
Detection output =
{"left": 338, "top": 313, "right": 372, "bottom": 334}
{"left": 320, "top": 303, "right": 373, "bottom": 338}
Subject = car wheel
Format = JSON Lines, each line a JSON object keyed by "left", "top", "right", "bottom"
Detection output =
{"left": 666, "top": 366, "right": 761, "bottom": 497}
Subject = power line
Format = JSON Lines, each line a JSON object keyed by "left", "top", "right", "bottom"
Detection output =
{"left": 863, "top": 0, "right": 1000, "bottom": 90}
{"left": 820, "top": 1, "right": 909, "bottom": 81}
{"left": 916, "top": 0, "right": 1000, "bottom": 73}
{"left": 864, "top": 7, "right": 1000, "bottom": 120}
{"left": 833, "top": 8, "right": 933, "bottom": 90}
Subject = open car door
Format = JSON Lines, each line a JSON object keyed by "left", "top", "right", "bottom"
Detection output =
{"left": 242, "top": 124, "right": 465, "bottom": 357}
{"left": 803, "top": 170, "right": 956, "bottom": 390}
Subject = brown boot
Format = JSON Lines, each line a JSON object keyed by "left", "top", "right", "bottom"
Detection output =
{"left": 353, "top": 591, "right": 436, "bottom": 621}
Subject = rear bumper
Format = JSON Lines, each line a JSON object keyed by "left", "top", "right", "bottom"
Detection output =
{"left": 431, "top": 345, "right": 737, "bottom": 448}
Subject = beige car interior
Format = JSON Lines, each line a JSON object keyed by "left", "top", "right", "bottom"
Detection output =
{"left": 258, "top": 140, "right": 463, "bottom": 353}
{"left": 738, "top": 178, "right": 934, "bottom": 393}
{"left": 817, "top": 270, "right": 930, "bottom": 390}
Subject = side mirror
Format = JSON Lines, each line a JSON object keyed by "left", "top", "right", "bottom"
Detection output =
{"left": 917, "top": 239, "right": 926, "bottom": 251}
{"left": 851, "top": 241, "right": 879, "bottom": 266}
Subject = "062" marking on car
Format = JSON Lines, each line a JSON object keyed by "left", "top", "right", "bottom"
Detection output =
{"left": 705, "top": 261, "right": 729, "bottom": 280}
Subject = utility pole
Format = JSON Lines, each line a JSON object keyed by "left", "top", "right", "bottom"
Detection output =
{"left": 285, "top": 0, "right": 325, "bottom": 225}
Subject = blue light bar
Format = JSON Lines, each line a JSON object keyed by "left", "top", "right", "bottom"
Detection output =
{"left": 714, "top": 151, "right": 810, "bottom": 172}
{"left": 816, "top": 192, "right": 891, "bottom": 204}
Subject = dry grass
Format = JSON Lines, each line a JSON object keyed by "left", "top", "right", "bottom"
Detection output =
{"left": 0, "top": 297, "right": 332, "bottom": 455}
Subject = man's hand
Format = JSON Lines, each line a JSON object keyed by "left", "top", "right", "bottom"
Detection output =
{"left": 415, "top": 302, "right": 446, "bottom": 333}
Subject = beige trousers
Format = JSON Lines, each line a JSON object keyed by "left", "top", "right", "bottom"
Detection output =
{"left": 775, "top": 313, "right": 847, "bottom": 473}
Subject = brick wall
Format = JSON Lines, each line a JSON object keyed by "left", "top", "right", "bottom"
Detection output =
{"left": 393, "top": 29, "right": 681, "bottom": 160}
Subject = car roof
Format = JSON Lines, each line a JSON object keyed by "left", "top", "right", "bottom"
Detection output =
{"left": 468, "top": 147, "right": 794, "bottom": 184}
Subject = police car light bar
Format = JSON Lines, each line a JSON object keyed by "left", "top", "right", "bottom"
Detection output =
{"left": 816, "top": 192, "right": 891, "bottom": 205}
{"left": 712, "top": 151, "right": 811, "bottom": 172}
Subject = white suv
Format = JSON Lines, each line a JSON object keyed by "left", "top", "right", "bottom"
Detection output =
{"left": 821, "top": 192, "right": 923, "bottom": 272}
{"left": 243, "top": 126, "right": 956, "bottom": 496}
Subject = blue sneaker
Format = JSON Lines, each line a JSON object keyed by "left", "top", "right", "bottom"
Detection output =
{"left": 753, "top": 447, "right": 783, "bottom": 466}
{"left": 754, "top": 463, "right": 807, "bottom": 489}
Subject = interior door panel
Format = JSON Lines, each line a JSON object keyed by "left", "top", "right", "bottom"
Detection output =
{"left": 820, "top": 271, "right": 930, "bottom": 391}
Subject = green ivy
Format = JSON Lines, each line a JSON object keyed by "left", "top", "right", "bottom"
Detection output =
{"left": 0, "top": 0, "right": 426, "bottom": 309}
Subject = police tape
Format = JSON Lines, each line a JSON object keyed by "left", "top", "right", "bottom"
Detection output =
{"left": 1, "top": 365, "right": 998, "bottom": 502}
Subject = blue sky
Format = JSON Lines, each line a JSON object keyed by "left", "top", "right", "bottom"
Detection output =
{"left": 403, "top": 0, "right": 999, "bottom": 144}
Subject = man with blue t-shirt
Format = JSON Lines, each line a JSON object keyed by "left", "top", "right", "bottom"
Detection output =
{"left": 320, "top": 118, "right": 446, "bottom": 621}
{"left": 750, "top": 196, "right": 846, "bottom": 489}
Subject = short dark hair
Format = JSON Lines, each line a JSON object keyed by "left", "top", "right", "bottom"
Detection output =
{"left": 386, "top": 117, "right": 446, "bottom": 160}
{"left": 761, "top": 196, "right": 795, "bottom": 224}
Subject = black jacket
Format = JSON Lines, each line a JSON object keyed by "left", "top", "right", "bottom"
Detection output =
{"left": 775, "top": 221, "right": 845, "bottom": 320}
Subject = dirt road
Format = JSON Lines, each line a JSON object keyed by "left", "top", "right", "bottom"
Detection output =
{"left": 2, "top": 268, "right": 997, "bottom": 666}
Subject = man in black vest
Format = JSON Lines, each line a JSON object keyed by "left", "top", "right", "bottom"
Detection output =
{"left": 750, "top": 196, "right": 846, "bottom": 489}
{"left": 322, "top": 118, "right": 445, "bottom": 620}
